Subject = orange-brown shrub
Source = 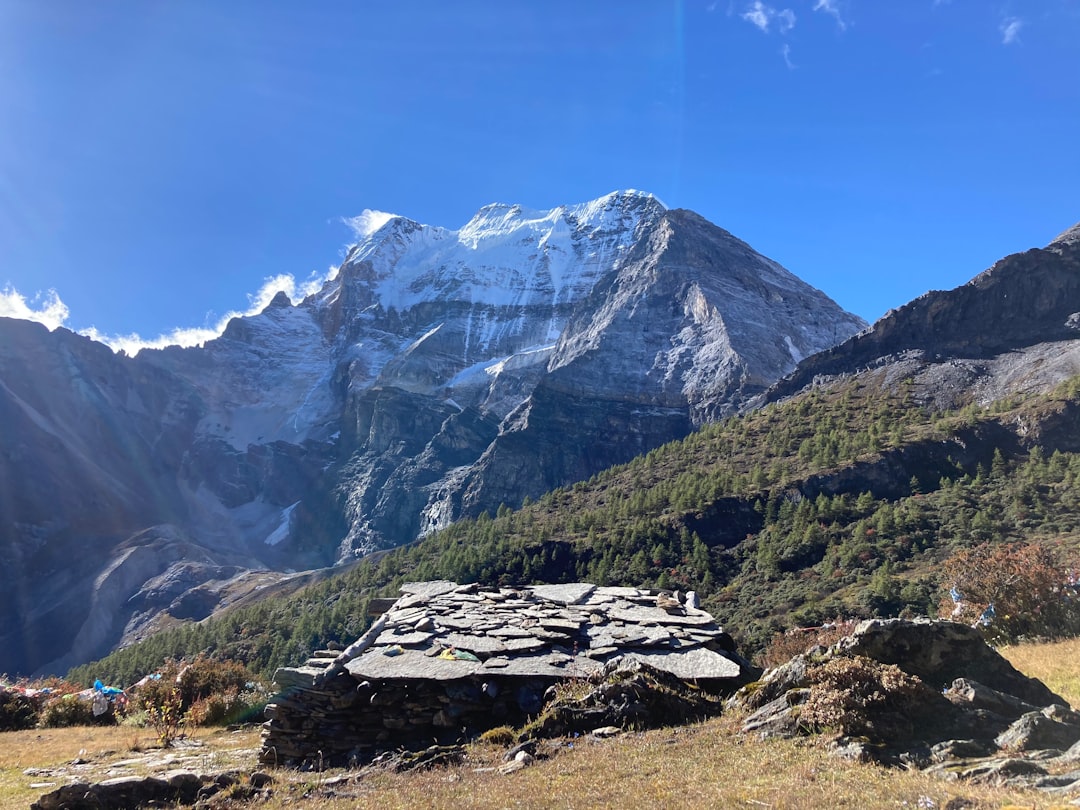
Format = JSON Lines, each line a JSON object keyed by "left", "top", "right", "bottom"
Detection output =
{"left": 939, "top": 540, "right": 1080, "bottom": 644}
{"left": 131, "top": 655, "right": 267, "bottom": 733}
{"left": 801, "top": 655, "right": 941, "bottom": 739}
{"left": 758, "top": 618, "right": 860, "bottom": 669}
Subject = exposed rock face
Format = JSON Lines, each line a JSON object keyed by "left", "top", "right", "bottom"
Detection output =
{"left": 325, "top": 196, "right": 864, "bottom": 554}
{"left": 0, "top": 192, "right": 864, "bottom": 675}
{"left": 764, "top": 223, "right": 1080, "bottom": 410}
{"left": 732, "top": 618, "right": 1080, "bottom": 794}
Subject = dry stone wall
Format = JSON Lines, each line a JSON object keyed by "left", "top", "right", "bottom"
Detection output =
{"left": 260, "top": 581, "right": 755, "bottom": 767}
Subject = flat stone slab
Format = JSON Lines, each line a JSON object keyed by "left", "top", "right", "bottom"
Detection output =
{"left": 348, "top": 649, "right": 482, "bottom": 681}
{"left": 373, "top": 631, "right": 435, "bottom": 647}
{"left": 488, "top": 626, "right": 537, "bottom": 638}
{"left": 272, "top": 666, "right": 323, "bottom": 689}
{"left": 400, "top": 580, "right": 458, "bottom": 598}
{"left": 623, "top": 647, "right": 742, "bottom": 680}
{"left": 538, "top": 618, "right": 584, "bottom": 634}
{"left": 592, "top": 586, "right": 646, "bottom": 599}
{"left": 609, "top": 606, "right": 717, "bottom": 628}
{"left": 529, "top": 583, "right": 596, "bottom": 605}
{"left": 439, "top": 633, "right": 512, "bottom": 655}
{"left": 473, "top": 654, "right": 603, "bottom": 679}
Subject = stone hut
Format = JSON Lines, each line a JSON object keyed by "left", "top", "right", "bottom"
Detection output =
{"left": 260, "top": 581, "right": 753, "bottom": 767}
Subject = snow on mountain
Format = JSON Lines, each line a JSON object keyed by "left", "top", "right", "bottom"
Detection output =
{"left": 145, "top": 294, "right": 335, "bottom": 451}
{"left": 332, "top": 189, "right": 666, "bottom": 314}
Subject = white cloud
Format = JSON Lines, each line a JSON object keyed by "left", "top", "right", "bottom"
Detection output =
{"left": 741, "top": 1, "right": 796, "bottom": 33}
{"left": 742, "top": 1, "right": 771, "bottom": 31}
{"left": 813, "top": 0, "right": 847, "bottom": 31}
{"left": 82, "top": 269, "right": 337, "bottom": 355}
{"left": 0, "top": 286, "right": 70, "bottom": 331}
{"left": 345, "top": 210, "right": 398, "bottom": 240}
{"left": 1000, "top": 16, "right": 1023, "bottom": 45}
{"left": 781, "top": 43, "right": 796, "bottom": 69}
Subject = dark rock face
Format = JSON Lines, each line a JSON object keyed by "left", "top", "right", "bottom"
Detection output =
{"left": 330, "top": 202, "right": 865, "bottom": 553}
{"left": 731, "top": 618, "right": 1080, "bottom": 794}
{"left": 1, "top": 194, "right": 866, "bottom": 676}
{"left": 765, "top": 226, "right": 1080, "bottom": 409}
{"left": 834, "top": 619, "right": 1061, "bottom": 706}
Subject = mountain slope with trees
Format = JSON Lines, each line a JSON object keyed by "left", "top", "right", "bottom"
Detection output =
{"left": 70, "top": 369, "right": 1080, "bottom": 686}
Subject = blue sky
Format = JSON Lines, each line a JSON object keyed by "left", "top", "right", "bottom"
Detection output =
{"left": 1, "top": 1, "right": 1078, "bottom": 350}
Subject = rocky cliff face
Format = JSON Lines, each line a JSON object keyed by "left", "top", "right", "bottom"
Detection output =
{"left": 0, "top": 191, "right": 865, "bottom": 675}
{"left": 764, "top": 224, "right": 1080, "bottom": 410}
{"left": 317, "top": 196, "right": 865, "bottom": 556}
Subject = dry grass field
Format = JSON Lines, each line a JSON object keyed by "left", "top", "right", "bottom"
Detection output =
{"left": 1000, "top": 637, "right": 1080, "bottom": 709}
{"left": 1, "top": 639, "right": 1077, "bottom": 810}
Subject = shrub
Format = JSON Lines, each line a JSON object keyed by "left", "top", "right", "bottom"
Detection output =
{"left": 0, "top": 688, "right": 38, "bottom": 731}
{"left": 130, "top": 655, "right": 268, "bottom": 737}
{"left": 939, "top": 541, "right": 1080, "bottom": 644}
{"left": 758, "top": 618, "right": 860, "bottom": 670}
{"left": 801, "top": 655, "right": 942, "bottom": 740}
{"left": 39, "top": 693, "right": 99, "bottom": 728}
{"left": 134, "top": 663, "right": 185, "bottom": 746}
{"left": 144, "top": 684, "right": 184, "bottom": 746}
{"left": 186, "top": 685, "right": 268, "bottom": 727}
{"left": 174, "top": 654, "right": 255, "bottom": 709}
{"left": 478, "top": 725, "right": 516, "bottom": 746}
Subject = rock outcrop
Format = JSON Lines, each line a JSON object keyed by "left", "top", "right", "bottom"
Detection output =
{"left": 731, "top": 618, "right": 1080, "bottom": 795}
{"left": 31, "top": 770, "right": 274, "bottom": 810}
{"left": 763, "top": 222, "right": 1080, "bottom": 411}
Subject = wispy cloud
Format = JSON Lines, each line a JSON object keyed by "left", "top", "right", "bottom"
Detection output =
{"left": 1000, "top": 16, "right": 1023, "bottom": 45}
{"left": 89, "top": 271, "right": 336, "bottom": 355}
{"left": 781, "top": 43, "right": 796, "bottom": 69}
{"left": 741, "top": 1, "right": 796, "bottom": 33}
{"left": 813, "top": 0, "right": 847, "bottom": 31}
{"left": 3, "top": 269, "right": 338, "bottom": 356}
{"left": 0, "top": 286, "right": 70, "bottom": 331}
{"left": 345, "top": 210, "right": 399, "bottom": 240}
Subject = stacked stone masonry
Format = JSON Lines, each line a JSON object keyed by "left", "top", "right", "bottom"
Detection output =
{"left": 260, "top": 581, "right": 750, "bottom": 767}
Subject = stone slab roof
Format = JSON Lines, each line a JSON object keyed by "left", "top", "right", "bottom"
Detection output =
{"left": 342, "top": 581, "right": 741, "bottom": 682}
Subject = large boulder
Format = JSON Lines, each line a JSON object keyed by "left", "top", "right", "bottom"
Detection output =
{"left": 730, "top": 618, "right": 1080, "bottom": 794}
{"left": 834, "top": 618, "right": 1062, "bottom": 706}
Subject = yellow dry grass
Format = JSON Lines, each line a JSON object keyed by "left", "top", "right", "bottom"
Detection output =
{"left": 0, "top": 725, "right": 258, "bottom": 808}
{"left": 3, "top": 637, "right": 1078, "bottom": 809}
{"left": 1000, "top": 637, "right": 1080, "bottom": 709}
{"left": 247, "top": 719, "right": 1056, "bottom": 810}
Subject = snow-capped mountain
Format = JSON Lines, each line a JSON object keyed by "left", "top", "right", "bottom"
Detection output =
{"left": 0, "top": 191, "right": 866, "bottom": 675}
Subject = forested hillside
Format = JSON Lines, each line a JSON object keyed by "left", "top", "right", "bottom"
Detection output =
{"left": 70, "top": 372, "right": 1080, "bottom": 686}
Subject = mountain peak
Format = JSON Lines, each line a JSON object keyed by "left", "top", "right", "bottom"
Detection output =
{"left": 265, "top": 290, "right": 292, "bottom": 310}
{"left": 1049, "top": 221, "right": 1080, "bottom": 249}
{"left": 346, "top": 209, "right": 403, "bottom": 240}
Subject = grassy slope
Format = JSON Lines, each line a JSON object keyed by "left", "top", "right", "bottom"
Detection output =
{"left": 71, "top": 373, "right": 1080, "bottom": 686}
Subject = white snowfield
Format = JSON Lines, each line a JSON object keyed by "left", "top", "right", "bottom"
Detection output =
{"left": 339, "top": 190, "right": 667, "bottom": 312}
